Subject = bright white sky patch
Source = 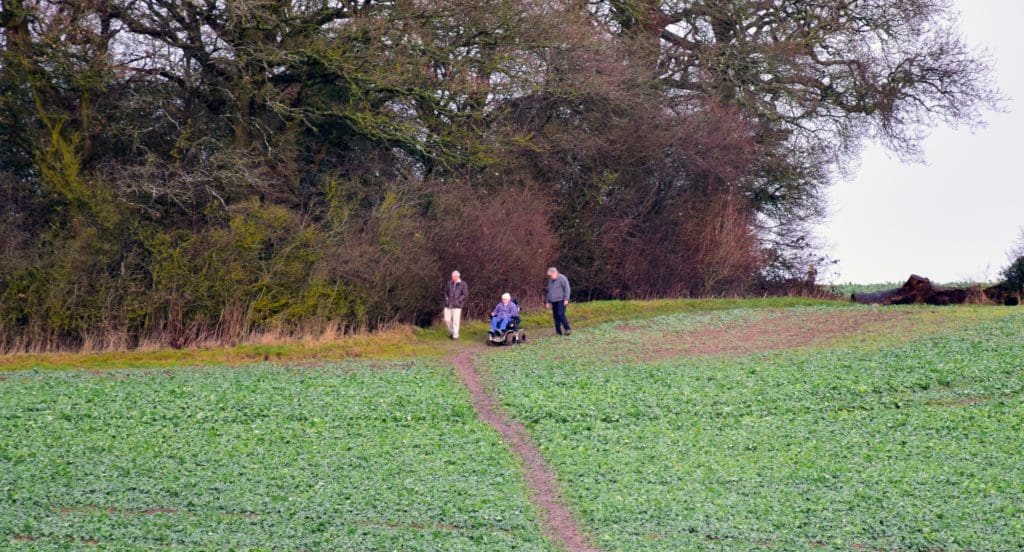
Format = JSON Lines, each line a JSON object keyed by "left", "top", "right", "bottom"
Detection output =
{"left": 821, "top": 0, "right": 1024, "bottom": 284}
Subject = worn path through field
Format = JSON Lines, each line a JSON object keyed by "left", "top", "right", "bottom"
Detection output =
{"left": 450, "top": 349, "right": 598, "bottom": 552}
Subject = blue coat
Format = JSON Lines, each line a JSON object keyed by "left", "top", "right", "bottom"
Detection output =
{"left": 491, "top": 301, "right": 520, "bottom": 319}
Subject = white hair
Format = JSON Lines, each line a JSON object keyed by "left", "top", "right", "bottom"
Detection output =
{"left": 451, "top": 270, "right": 460, "bottom": 277}
{"left": 501, "top": 292, "right": 511, "bottom": 300}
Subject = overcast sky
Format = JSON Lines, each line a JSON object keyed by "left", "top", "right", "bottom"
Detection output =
{"left": 820, "top": 0, "right": 1024, "bottom": 284}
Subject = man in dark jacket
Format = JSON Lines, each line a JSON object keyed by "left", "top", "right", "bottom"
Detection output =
{"left": 545, "top": 267, "right": 572, "bottom": 335}
{"left": 443, "top": 271, "right": 468, "bottom": 339}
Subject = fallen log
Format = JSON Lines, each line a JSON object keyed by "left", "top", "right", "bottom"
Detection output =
{"left": 851, "top": 275, "right": 1002, "bottom": 306}
{"left": 852, "top": 274, "right": 934, "bottom": 305}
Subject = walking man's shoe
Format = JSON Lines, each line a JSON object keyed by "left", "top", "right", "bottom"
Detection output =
{"left": 564, "top": 329, "right": 572, "bottom": 336}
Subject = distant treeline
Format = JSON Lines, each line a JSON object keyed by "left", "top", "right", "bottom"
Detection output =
{"left": 0, "top": 0, "right": 998, "bottom": 351}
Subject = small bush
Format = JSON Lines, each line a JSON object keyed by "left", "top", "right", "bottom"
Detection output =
{"left": 1002, "top": 256, "right": 1024, "bottom": 293}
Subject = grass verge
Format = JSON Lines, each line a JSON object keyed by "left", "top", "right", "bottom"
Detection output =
{"left": 0, "top": 297, "right": 840, "bottom": 371}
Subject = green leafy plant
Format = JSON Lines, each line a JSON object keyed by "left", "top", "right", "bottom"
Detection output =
{"left": 1002, "top": 256, "right": 1024, "bottom": 292}
{"left": 489, "top": 306, "right": 1024, "bottom": 551}
{"left": 0, "top": 361, "right": 555, "bottom": 550}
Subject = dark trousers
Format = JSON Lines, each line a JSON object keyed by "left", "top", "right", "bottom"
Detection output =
{"left": 550, "top": 301, "right": 571, "bottom": 334}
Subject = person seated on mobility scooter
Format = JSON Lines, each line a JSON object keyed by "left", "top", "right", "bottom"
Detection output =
{"left": 490, "top": 293, "right": 519, "bottom": 333}
{"left": 487, "top": 293, "right": 526, "bottom": 345}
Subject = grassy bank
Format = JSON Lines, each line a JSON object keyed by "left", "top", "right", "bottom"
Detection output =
{"left": 0, "top": 296, "right": 839, "bottom": 372}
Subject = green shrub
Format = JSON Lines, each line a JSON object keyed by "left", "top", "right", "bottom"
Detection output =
{"left": 1003, "top": 256, "right": 1024, "bottom": 292}
{"left": 144, "top": 199, "right": 334, "bottom": 339}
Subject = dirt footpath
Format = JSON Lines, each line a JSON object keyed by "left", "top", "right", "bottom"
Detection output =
{"left": 644, "top": 309, "right": 909, "bottom": 358}
{"left": 611, "top": 309, "right": 921, "bottom": 362}
{"left": 450, "top": 351, "right": 598, "bottom": 552}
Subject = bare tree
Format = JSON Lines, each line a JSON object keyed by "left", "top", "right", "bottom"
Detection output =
{"left": 592, "top": 0, "right": 1001, "bottom": 275}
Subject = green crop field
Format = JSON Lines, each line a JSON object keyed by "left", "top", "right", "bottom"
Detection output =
{"left": 488, "top": 306, "right": 1024, "bottom": 550}
{"left": 0, "top": 362, "right": 554, "bottom": 550}
{"left": 2, "top": 301, "right": 1023, "bottom": 551}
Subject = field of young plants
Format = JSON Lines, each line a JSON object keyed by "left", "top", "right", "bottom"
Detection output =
{"left": 489, "top": 306, "right": 1024, "bottom": 550}
{"left": 0, "top": 362, "right": 554, "bottom": 550}
{"left": 2, "top": 301, "right": 1023, "bottom": 551}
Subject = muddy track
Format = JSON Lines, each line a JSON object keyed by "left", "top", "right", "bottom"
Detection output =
{"left": 450, "top": 351, "right": 598, "bottom": 552}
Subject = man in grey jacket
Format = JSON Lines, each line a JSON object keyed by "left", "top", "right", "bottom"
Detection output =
{"left": 443, "top": 271, "right": 468, "bottom": 339}
{"left": 545, "top": 267, "right": 572, "bottom": 335}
